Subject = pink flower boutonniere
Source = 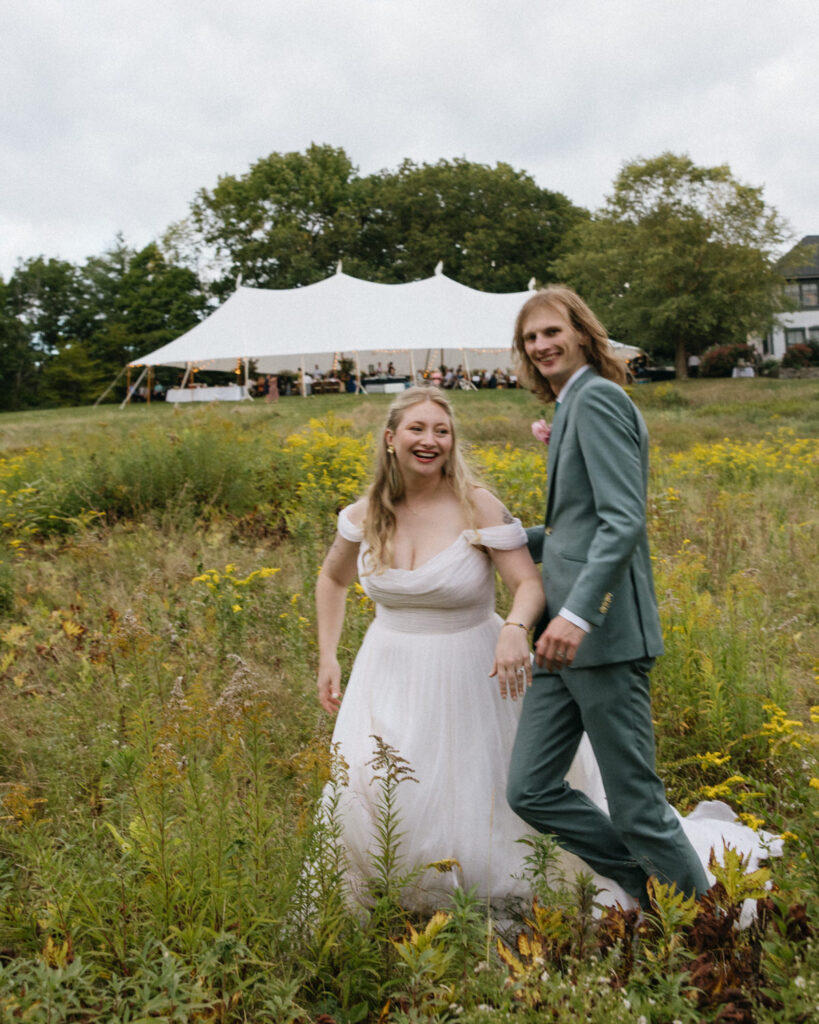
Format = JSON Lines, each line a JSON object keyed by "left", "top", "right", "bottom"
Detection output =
{"left": 531, "top": 419, "right": 552, "bottom": 445}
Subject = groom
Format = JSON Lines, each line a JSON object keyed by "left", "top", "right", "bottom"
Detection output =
{"left": 506, "top": 286, "right": 708, "bottom": 906}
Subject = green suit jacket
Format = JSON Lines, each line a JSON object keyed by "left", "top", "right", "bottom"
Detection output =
{"left": 526, "top": 369, "right": 664, "bottom": 668}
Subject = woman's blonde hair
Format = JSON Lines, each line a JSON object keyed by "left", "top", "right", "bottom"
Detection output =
{"left": 362, "top": 386, "right": 479, "bottom": 573}
{"left": 512, "top": 285, "right": 627, "bottom": 403}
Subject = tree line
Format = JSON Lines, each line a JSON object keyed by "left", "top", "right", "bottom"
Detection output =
{"left": 0, "top": 145, "right": 795, "bottom": 409}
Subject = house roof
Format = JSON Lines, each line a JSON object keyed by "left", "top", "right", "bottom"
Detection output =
{"left": 778, "top": 235, "right": 819, "bottom": 279}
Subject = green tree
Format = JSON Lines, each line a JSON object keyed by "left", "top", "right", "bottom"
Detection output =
{"left": 0, "top": 306, "right": 38, "bottom": 410}
{"left": 38, "top": 341, "right": 111, "bottom": 407}
{"left": 0, "top": 239, "right": 206, "bottom": 409}
{"left": 191, "top": 143, "right": 360, "bottom": 295}
{"left": 188, "top": 146, "right": 584, "bottom": 294}
{"left": 552, "top": 153, "right": 792, "bottom": 376}
{"left": 347, "top": 157, "right": 585, "bottom": 290}
{"left": 5, "top": 256, "right": 85, "bottom": 353}
{"left": 72, "top": 239, "right": 206, "bottom": 398}
{"left": 108, "top": 242, "right": 206, "bottom": 359}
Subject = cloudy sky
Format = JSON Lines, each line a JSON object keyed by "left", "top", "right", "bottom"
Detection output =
{"left": 2, "top": 0, "right": 816, "bottom": 278}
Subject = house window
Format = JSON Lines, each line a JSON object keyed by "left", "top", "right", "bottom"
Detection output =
{"left": 785, "top": 328, "right": 806, "bottom": 347}
{"left": 802, "top": 282, "right": 819, "bottom": 307}
{"left": 783, "top": 281, "right": 819, "bottom": 308}
{"left": 808, "top": 326, "right": 819, "bottom": 341}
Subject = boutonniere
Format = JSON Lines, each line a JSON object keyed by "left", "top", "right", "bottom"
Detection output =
{"left": 531, "top": 419, "right": 552, "bottom": 445}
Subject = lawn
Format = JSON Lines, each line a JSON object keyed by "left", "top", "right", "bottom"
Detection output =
{"left": 0, "top": 379, "right": 817, "bottom": 1022}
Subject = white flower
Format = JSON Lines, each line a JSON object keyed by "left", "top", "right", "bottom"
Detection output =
{"left": 794, "top": 975, "right": 806, "bottom": 988}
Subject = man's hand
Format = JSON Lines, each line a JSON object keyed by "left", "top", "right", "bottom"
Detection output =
{"left": 533, "top": 615, "right": 587, "bottom": 672}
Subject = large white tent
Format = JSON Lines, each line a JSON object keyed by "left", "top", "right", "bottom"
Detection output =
{"left": 129, "top": 266, "right": 533, "bottom": 380}
{"left": 128, "top": 267, "right": 641, "bottom": 402}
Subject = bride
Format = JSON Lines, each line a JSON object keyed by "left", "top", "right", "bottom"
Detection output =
{"left": 316, "top": 385, "right": 547, "bottom": 908}
{"left": 315, "top": 386, "right": 776, "bottom": 912}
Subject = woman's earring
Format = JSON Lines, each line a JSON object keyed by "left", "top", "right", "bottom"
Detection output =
{"left": 387, "top": 444, "right": 395, "bottom": 455}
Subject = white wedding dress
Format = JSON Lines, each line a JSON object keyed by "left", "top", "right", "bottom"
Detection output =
{"left": 327, "top": 507, "right": 779, "bottom": 913}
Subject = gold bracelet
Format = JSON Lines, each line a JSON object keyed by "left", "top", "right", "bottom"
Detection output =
{"left": 502, "top": 620, "right": 529, "bottom": 632}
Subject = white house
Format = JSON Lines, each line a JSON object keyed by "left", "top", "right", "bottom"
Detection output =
{"left": 764, "top": 235, "right": 819, "bottom": 359}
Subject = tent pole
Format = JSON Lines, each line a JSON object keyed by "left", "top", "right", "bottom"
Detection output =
{"left": 125, "top": 365, "right": 132, "bottom": 405}
{"left": 409, "top": 350, "right": 416, "bottom": 385}
{"left": 461, "top": 349, "right": 476, "bottom": 390}
{"left": 301, "top": 356, "right": 306, "bottom": 398}
{"left": 94, "top": 364, "right": 127, "bottom": 406}
{"left": 146, "top": 365, "right": 153, "bottom": 404}
{"left": 120, "top": 365, "right": 148, "bottom": 409}
{"left": 180, "top": 362, "right": 191, "bottom": 389}
{"left": 354, "top": 353, "right": 364, "bottom": 394}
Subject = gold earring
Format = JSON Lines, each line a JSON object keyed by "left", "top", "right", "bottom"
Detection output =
{"left": 387, "top": 445, "right": 395, "bottom": 455}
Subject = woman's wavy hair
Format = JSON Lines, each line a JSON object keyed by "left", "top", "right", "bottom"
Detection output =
{"left": 512, "top": 285, "right": 627, "bottom": 403}
{"left": 362, "top": 386, "right": 479, "bottom": 574}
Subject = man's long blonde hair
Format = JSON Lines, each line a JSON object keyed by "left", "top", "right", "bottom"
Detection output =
{"left": 513, "top": 286, "right": 627, "bottom": 403}
{"left": 362, "top": 386, "right": 479, "bottom": 573}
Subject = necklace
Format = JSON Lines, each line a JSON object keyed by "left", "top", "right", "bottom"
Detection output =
{"left": 404, "top": 499, "right": 434, "bottom": 516}
{"left": 403, "top": 491, "right": 441, "bottom": 516}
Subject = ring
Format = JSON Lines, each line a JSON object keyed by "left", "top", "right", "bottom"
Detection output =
{"left": 557, "top": 650, "right": 566, "bottom": 657}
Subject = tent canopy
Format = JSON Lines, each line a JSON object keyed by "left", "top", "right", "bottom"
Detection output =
{"left": 130, "top": 269, "right": 533, "bottom": 375}
{"left": 130, "top": 268, "right": 640, "bottom": 375}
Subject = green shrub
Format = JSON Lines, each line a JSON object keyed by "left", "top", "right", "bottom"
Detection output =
{"left": 757, "top": 357, "right": 780, "bottom": 378}
{"left": 781, "top": 341, "right": 819, "bottom": 369}
{"left": 699, "top": 342, "right": 758, "bottom": 378}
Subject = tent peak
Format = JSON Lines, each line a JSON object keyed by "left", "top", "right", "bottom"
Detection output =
{"left": 336, "top": 260, "right": 343, "bottom": 275}
{"left": 434, "top": 260, "right": 443, "bottom": 276}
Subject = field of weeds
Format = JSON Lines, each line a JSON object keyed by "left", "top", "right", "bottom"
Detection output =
{"left": 0, "top": 379, "right": 817, "bottom": 1023}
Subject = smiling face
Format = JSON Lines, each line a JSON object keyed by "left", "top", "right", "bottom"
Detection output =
{"left": 385, "top": 399, "right": 453, "bottom": 480}
{"left": 521, "top": 302, "right": 589, "bottom": 393}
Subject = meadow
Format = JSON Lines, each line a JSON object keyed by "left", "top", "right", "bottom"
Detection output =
{"left": 0, "top": 378, "right": 817, "bottom": 1023}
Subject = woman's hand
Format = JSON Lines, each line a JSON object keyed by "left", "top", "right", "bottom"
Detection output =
{"left": 317, "top": 657, "right": 343, "bottom": 713}
{"left": 490, "top": 624, "right": 532, "bottom": 700}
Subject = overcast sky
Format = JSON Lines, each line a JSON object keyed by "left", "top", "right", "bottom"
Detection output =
{"left": 2, "top": 0, "right": 816, "bottom": 279}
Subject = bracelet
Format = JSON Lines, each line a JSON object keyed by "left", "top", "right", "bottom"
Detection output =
{"left": 502, "top": 620, "right": 529, "bottom": 632}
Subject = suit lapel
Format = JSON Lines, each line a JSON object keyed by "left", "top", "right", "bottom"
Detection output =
{"left": 545, "top": 369, "right": 596, "bottom": 525}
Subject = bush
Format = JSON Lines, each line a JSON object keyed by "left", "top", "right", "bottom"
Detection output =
{"left": 699, "top": 342, "right": 758, "bottom": 378}
{"left": 757, "top": 358, "right": 780, "bottom": 378}
{"left": 781, "top": 341, "right": 819, "bottom": 369}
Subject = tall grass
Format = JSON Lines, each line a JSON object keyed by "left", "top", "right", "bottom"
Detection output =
{"left": 0, "top": 381, "right": 817, "bottom": 1021}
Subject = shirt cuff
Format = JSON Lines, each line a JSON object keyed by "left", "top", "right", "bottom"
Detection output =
{"left": 559, "top": 607, "right": 591, "bottom": 633}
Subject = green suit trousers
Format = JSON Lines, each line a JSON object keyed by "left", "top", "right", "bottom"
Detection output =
{"left": 507, "top": 657, "right": 709, "bottom": 906}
